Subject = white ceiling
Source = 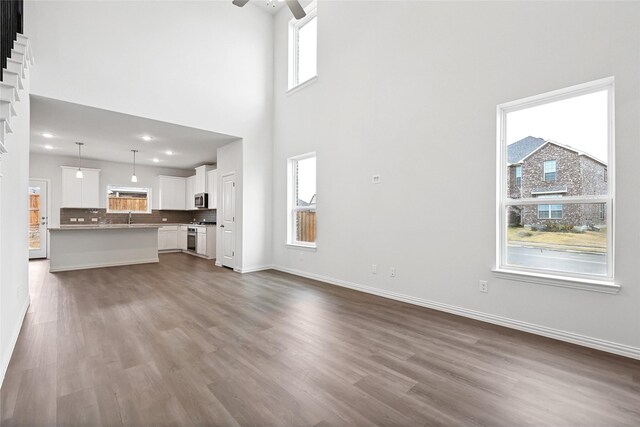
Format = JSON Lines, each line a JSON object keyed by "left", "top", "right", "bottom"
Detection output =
{"left": 30, "top": 96, "right": 238, "bottom": 170}
{"left": 249, "top": 0, "right": 286, "bottom": 15}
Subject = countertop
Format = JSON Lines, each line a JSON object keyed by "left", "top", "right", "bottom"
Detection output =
{"left": 49, "top": 224, "right": 163, "bottom": 231}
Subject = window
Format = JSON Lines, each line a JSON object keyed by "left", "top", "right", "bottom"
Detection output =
{"left": 107, "top": 186, "right": 151, "bottom": 213}
{"left": 288, "top": 2, "right": 317, "bottom": 90}
{"left": 515, "top": 165, "right": 522, "bottom": 187}
{"left": 543, "top": 160, "right": 557, "bottom": 181}
{"left": 497, "top": 77, "right": 614, "bottom": 283}
{"left": 538, "top": 204, "right": 563, "bottom": 219}
{"left": 287, "top": 153, "right": 316, "bottom": 247}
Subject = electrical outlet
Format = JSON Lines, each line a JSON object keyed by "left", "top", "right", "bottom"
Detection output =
{"left": 77, "top": 218, "right": 85, "bottom": 222}
{"left": 372, "top": 174, "right": 381, "bottom": 184}
{"left": 479, "top": 280, "right": 488, "bottom": 293}
{"left": 390, "top": 267, "right": 396, "bottom": 278}
{"left": 162, "top": 218, "right": 168, "bottom": 222}
{"left": 70, "top": 218, "right": 77, "bottom": 222}
{"left": 372, "top": 264, "right": 377, "bottom": 274}
{"left": 91, "top": 218, "right": 98, "bottom": 222}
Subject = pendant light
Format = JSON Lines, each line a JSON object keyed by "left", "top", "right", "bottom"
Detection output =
{"left": 75, "top": 142, "right": 84, "bottom": 179}
{"left": 131, "top": 149, "right": 138, "bottom": 183}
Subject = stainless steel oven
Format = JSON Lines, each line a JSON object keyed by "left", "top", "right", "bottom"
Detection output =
{"left": 187, "top": 227, "right": 197, "bottom": 251}
{"left": 194, "top": 193, "right": 208, "bottom": 208}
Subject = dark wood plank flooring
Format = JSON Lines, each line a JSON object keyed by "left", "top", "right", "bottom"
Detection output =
{"left": 2, "top": 253, "right": 640, "bottom": 426}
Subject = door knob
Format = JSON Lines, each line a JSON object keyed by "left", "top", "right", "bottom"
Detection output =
{"left": 220, "top": 225, "right": 225, "bottom": 228}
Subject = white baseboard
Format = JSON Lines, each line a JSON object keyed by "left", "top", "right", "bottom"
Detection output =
{"left": 271, "top": 265, "right": 640, "bottom": 360}
{"left": 239, "top": 265, "right": 273, "bottom": 274}
{"left": 1, "top": 297, "right": 30, "bottom": 388}
{"left": 49, "top": 258, "right": 159, "bottom": 272}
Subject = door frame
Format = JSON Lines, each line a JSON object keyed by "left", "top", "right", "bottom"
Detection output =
{"left": 218, "top": 171, "right": 237, "bottom": 270}
{"left": 29, "top": 178, "right": 51, "bottom": 259}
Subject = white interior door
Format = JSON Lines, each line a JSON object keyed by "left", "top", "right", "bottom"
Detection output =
{"left": 221, "top": 173, "right": 236, "bottom": 268}
{"left": 29, "top": 179, "right": 48, "bottom": 259}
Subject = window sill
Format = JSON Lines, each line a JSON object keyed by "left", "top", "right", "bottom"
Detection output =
{"left": 287, "top": 76, "right": 318, "bottom": 96}
{"left": 492, "top": 268, "right": 620, "bottom": 294}
{"left": 286, "top": 243, "right": 317, "bottom": 252}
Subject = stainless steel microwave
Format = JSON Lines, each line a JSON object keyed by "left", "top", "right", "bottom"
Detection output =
{"left": 194, "top": 193, "right": 208, "bottom": 208}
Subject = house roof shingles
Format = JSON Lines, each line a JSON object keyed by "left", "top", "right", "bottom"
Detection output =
{"left": 507, "top": 136, "right": 546, "bottom": 164}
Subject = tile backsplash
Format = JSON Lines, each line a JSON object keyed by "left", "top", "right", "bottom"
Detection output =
{"left": 60, "top": 208, "right": 217, "bottom": 225}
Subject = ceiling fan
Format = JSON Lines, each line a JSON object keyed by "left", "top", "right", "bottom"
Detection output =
{"left": 232, "top": 0, "right": 307, "bottom": 20}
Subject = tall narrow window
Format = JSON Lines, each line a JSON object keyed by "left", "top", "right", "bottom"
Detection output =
{"left": 287, "top": 153, "right": 316, "bottom": 247}
{"left": 543, "top": 160, "right": 557, "bottom": 181}
{"left": 288, "top": 2, "right": 317, "bottom": 90}
{"left": 515, "top": 165, "right": 522, "bottom": 187}
{"left": 497, "top": 78, "right": 614, "bottom": 283}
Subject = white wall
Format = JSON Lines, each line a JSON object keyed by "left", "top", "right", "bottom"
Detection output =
{"left": 24, "top": 0, "right": 274, "bottom": 271}
{"left": 29, "top": 153, "right": 195, "bottom": 226}
{"left": 272, "top": 2, "right": 640, "bottom": 355}
{"left": 1, "top": 68, "right": 31, "bottom": 384}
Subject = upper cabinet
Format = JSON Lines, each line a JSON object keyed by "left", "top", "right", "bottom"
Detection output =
{"left": 185, "top": 175, "right": 196, "bottom": 210}
{"left": 157, "top": 175, "right": 186, "bottom": 210}
{"left": 207, "top": 169, "right": 217, "bottom": 209}
{"left": 61, "top": 166, "right": 100, "bottom": 208}
{"left": 194, "top": 165, "right": 214, "bottom": 195}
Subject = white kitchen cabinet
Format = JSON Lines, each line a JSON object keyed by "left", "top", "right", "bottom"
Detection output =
{"left": 185, "top": 175, "right": 196, "bottom": 210}
{"left": 197, "top": 233, "right": 207, "bottom": 255}
{"left": 158, "top": 226, "right": 178, "bottom": 251}
{"left": 194, "top": 165, "right": 214, "bottom": 195}
{"left": 178, "top": 226, "right": 188, "bottom": 250}
{"left": 61, "top": 166, "right": 100, "bottom": 208}
{"left": 206, "top": 169, "right": 217, "bottom": 209}
{"left": 157, "top": 176, "right": 186, "bottom": 210}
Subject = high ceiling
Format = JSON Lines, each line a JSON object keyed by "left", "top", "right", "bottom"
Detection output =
{"left": 30, "top": 96, "right": 238, "bottom": 170}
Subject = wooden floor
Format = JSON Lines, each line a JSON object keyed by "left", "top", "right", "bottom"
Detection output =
{"left": 2, "top": 254, "right": 640, "bottom": 426}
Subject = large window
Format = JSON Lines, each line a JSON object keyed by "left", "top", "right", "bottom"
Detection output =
{"left": 287, "top": 153, "right": 316, "bottom": 247}
{"left": 288, "top": 2, "right": 317, "bottom": 90}
{"left": 497, "top": 78, "right": 614, "bottom": 283}
{"left": 107, "top": 186, "right": 151, "bottom": 213}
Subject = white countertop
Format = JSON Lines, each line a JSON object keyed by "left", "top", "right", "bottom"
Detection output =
{"left": 49, "top": 224, "right": 162, "bottom": 231}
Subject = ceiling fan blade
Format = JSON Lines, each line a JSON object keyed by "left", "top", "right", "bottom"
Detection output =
{"left": 232, "top": 0, "right": 250, "bottom": 7}
{"left": 285, "top": 0, "right": 306, "bottom": 19}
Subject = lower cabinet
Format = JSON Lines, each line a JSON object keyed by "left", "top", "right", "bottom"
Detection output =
{"left": 178, "top": 226, "right": 188, "bottom": 250}
{"left": 158, "top": 224, "right": 216, "bottom": 260}
{"left": 158, "top": 226, "right": 179, "bottom": 251}
{"left": 197, "top": 233, "right": 207, "bottom": 255}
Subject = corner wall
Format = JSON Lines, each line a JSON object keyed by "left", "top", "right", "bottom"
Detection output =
{"left": 271, "top": 2, "right": 640, "bottom": 355}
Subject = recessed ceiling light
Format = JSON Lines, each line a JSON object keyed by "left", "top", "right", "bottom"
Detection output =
{"left": 166, "top": 150, "right": 174, "bottom": 155}
{"left": 152, "top": 158, "right": 159, "bottom": 163}
{"left": 44, "top": 144, "right": 54, "bottom": 150}
{"left": 141, "top": 135, "right": 153, "bottom": 141}
{"left": 42, "top": 133, "right": 54, "bottom": 138}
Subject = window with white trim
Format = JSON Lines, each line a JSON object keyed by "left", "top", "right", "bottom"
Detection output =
{"left": 498, "top": 78, "right": 614, "bottom": 281}
{"left": 106, "top": 186, "right": 151, "bottom": 213}
{"left": 288, "top": 2, "right": 317, "bottom": 90}
{"left": 543, "top": 160, "right": 557, "bottom": 181}
{"left": 287, "top": 153, "right": 316, "bottom": 247}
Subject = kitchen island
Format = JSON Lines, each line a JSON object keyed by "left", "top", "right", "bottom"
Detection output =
{"left": 48, "top": 224, "right": 161, "bottom": 272}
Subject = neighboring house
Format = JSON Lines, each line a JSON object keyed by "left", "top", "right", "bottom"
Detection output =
{"left": 507, "top": 136, "right": 607, "bottom": 229}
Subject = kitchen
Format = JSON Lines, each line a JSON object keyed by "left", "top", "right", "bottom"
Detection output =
{"left": 29, "top": 96, "right": 239, "bottom": 272}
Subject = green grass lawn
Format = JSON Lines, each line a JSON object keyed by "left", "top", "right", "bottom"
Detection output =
{"left": 507, "top": 226, "right": 607, "bottom": 253}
